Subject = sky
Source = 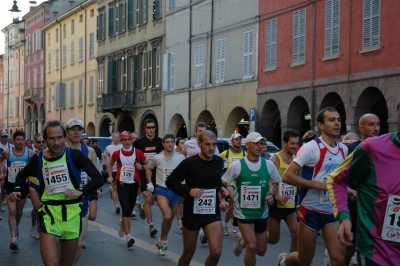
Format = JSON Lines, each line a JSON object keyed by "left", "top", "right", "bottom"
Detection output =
{"left": 0, "top": 0, "right": 46, "bottom": 54}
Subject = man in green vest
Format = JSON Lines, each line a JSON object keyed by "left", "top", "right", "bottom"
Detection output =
{"left": 222, "top": 132, "right": 281, "bottom": 266}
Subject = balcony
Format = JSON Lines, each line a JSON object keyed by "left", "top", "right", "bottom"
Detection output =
{"left": 101, "top": 91, "right": 137, "bottom": 115}
{"left": 24, "top": 88, "right": 40, "bottom": 102}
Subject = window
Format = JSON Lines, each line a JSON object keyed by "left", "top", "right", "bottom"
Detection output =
{"left": 130, "top": 55, "right": 138, "bottom": 91}
{"left": 63, "top": 45, "right": 67, "bottom": 67}
{"left": 79, "top": 38, "right": 83, "bottom": 61}
{"left": 108, "top": 61, "right": 117, "bottom": 93}
{"left": 48, "top": 33, "right": 51, "bottom": 47}
{"left": 89, "top": 33, "right": 94, "bottom": 58}
{"left": 79, "top": 14, "right": 83, "bottom": 23}
{"left": 48, "top": 88, "right": 51, "bottom": 111}
{"left": 56, "top": 29, "right": 59, "bottom": 43}
{"left": 56, "top": 49, "right": 60, "bottom": 70}
{"left": 266, "top": 18, "right": 277, "bottom": 69}
{"left": 40, "top": 65, "right": 44, "bottom": 87}
{"left": 9, "top": 97, "right": 13, "bottom": 117}
{"left": 142, "top": 51, "right": 147, "bottom": 89}
{"left": 136, "top": 0, "right": 147, "bottom": 25}
{"left": 362, "top": 0, "right": 380, "bottom": 50}
{"left": 90, "top": 9, "right": 94, "bottom": 17}
{"left": 116, "top": 5, "right": 119, "bottom": 34}
{"left": 153, "top": 0, "right": 161, "bottom": 19}
{"left": 98, "top": 64, "right": 104, "bottom": 95}
{"left": 128, "top": 0, "right": 134, "bottom": 29}
{"left": 55, "top": 84, "right": 66, "bottom": 109}
{"left": 34, "top": 68, "right": 37, "bottom": 88}
{"left": 89, "top": 76, "right": 94, "bottom": 104}
{"left": 15, "top": 97, "right": 19, "bottom": 117}
{"left": 70, "top": 82, "right": 75, "bottom": 107}
{"left": 63, "top": 24, "right": 66, "bottom": 39}
{"left": 169, "top": 52, "right": 175, "bottom": 90}
{"left": 195, "top": 45, "right": 203, "bottom": 87}
{"left": 48, "top": 52, "right": 52, "bottom": 72}
{"left": 19, "top": 97, "right": 23, "bottom": 118}
{"left": 148, "top": 52, "right": 152, "bottom": 88}
{"left": 243, "top": 30, "right": 254, "bottom": 78}
{"left": 121, "top": 57, "right": 127, "bottom": 90}
{"left": 169, "top": 0, "right": 175, "bottom": 11}
{"left": 109, "top": 7, "right": 115, "bottom": 36}
{"left": 216, "top": 38, "right": 226, "bottom": 83}
{"left": 71, "top": 20, "right": 75, "bottom": 35}
{"left": 121, "top": 3, "right": 126, "bottom": 32}
{"left": 156, "top": 47, "right": 161, "bottom": 87}
{"left": 325, "top": 0, "right": 340, "bottom": 57}
{"left": 71, "top": 41, "right": 75, "bottom": 64}
{"left": 293, "top": 9, "right": 306, "bottom": 64}
{"left": 78, "top": 79, "right": 83, "bottom": 106}
{"left": 97, "top": 12, "right": 106, "bottom": 41}
{"left": 27, "top": 70, "right": 31, "bottom": 89}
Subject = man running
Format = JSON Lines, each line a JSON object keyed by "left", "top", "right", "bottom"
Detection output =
{"left": 0, "top": 130, "right": 35, "bottom": 250}
{"left": 103, "top": 132, "right": 122, "bottom": 214}
{"left": 222, "top": 132, "right": 281, "bottom": 266}
{"left": 268, "top": 129, "right": 299, "bottom": 253}
{"left": 278, "top": 107, "right": 348, "bottom": 266}
{"left": 166, "top": 130, "right": 228, "bottom": 266}
{"left": 108, "top": 131, "right": 148, "bottom": 247}
{"left": 29, "top": 133, "right": 47, "bottom": 240}
{"left": 328, "top": 131, "right": 400, "bottom": 266}
{"left": 133, "top": 119, "right": 163, "bottom": 236}
{"left": 146, "top": 134, "right": 185, "bottom": 255}
{"left": 220, "top": 133, "right": 246, "bottom": 236}
{"left": 9, "top": 120, "right": 103, "bottom": 265}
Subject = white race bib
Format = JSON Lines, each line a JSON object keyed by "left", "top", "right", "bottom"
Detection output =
{"left": 43, "top": 162, "right": 70, "bottom": 195}
{"left": 80, "top": 171, "right": 88, "bottom": 187}
{"left": 120, "top": 165, "right": 135, "bottom": 183}
{"left": 319, "top": 178, "right": 330, "bottom": 204}
{"left": 240, "top": 186, "right": 261, "bottom": 208}
{"left": 279, "top": 183, "right": 295, "bottom": 203}
{"left": 193, "top": 189, "right": 216, "bottom": 214}
{"left": 144, "top": 152, "right": 156, "bottom": 161}
{"left": 8, "top": 161, "right": 26, "bottom": 183}
{"left": 381, "top": 195, "right": 400, "bottom": 243}
{"left": 163, "top": 168, "right": 174, "bottom": 179}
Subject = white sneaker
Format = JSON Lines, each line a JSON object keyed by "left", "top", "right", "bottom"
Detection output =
{"left": 277, "top": 253, "right": 288, "bottom": 266}
{"left": 350, "top": 252, "right": 358, "bottom": 266}
{"left": 155, "top": 239, "right": 168, "bottom": 256}
{"left": 30, "top": 226, "right": 40, "bottom": 240}
{"left": 233, "top": 232, "right": 244, "bottom": 256}
{"left": 222, "top": 221, "right": 229, "bottom": 236}
{"left": 118, "top": 219, "right": 124, "bottom": 237}
{"left": 178, "top": 220, "right": 182, "bottom": 230}
{"left": 199, "top": 230, "right": 207, "bottom": 244}
{"left": 228, "top": 219, "right": 237, "bottom": 233}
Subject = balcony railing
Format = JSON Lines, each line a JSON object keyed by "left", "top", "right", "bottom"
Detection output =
{"left": 101, "top": 91, "right": 136, "bottom": 113}
{"left": 24, "top": 88, "right": 40, "bottom": 102}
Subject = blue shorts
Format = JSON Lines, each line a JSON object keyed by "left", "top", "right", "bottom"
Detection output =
{"left": 297, "top": 205, "right": 337, "bottom": 231}
{"left": 81, "top": 194, "right": 90, "bottom": 217}
{"left": 155, "top": 186, "right": 181, "bottom": 207}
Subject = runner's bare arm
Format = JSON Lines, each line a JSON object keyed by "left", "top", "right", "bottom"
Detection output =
{"left": 283, "top": 161, "right": 326, "bottom": 190}
{"left": 269, "top": 154, "right": 280, "bottom": 170}
{"left": 88, "top": 147, "right": 100, "bottom": 172}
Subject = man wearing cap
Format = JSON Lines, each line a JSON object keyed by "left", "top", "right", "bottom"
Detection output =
{"left": 222, "top": 132, "right": 281, "bottom": 265}
{"left": 65, "top": 118, "right": 101, "bottom": 264}
{"left": 0, "top": 130, "right": 35, "bottom": 250}
{"left": 108, "top": 131, "right": 148, "bottom": 247}
{"left": 219, "top": 133, "right": 246, "bottom": 236}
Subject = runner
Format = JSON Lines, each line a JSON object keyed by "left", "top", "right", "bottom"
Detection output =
{"left": 103, "top": 132, "right": 122, "bottom": 214}
{"left": 268, "top": 129, "right": 299, "bottom": 253}
{"left": 277, "top": 107, "right": 347, "bottom": 266}
{"left": 166, "top": 130, "right": 228, "bottom": 266}
{"left": 9, "top": 120, "right": 103, "bottom": 265}
{"left": 146, "top": 133, "right": 185, "bottom": 255}
{"left": 327, "top": 131, "right": 400, "bottom": 266}
{"left": 222, "top": 132, "right": 281, "bottom": 266}
{"left": 107, "top": 131, "right": 148, "bottom": 247}
{"left": 220, "top": 133, "right": 246, "bottom": 236}
{"left": 133, "top": 119, "right": 163, "bottom": 236}
{"left": 29, "top": 133, "right": 47, "bottom": 240}
{"left": 0, "top": 130, "right": 35, "bottom": 250}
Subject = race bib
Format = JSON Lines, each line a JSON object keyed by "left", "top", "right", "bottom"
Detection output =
{"left": 80, "top": 171, "right": 88, "bottom": 187}
{"left": 163, "top": 168, "right": 174, "bottom": 179}
{"left": 280, "top": 183, "right": 295, "bottom": 203}
{"left": 319, "top": 178, "right": 330, "bottom": 204}
{"left": 240, "top": 186, "right": 261, "bottom": 208}
{"left": 193, "top": 189, "right": 216, "bottom": 214}
{"left": 43, "top": 162, "right": 70, "bottom": 195}
{"left": 381, "top": 195, "right": 400, "bottom": 243}
{"left": 120, "top": 165, "right": 135, "bottom": 183}
{"left": 8, "top": 161, "right": 26, "bottom": 183}
{"left": 144, "top": 152, "right": 156, "bottom": 161}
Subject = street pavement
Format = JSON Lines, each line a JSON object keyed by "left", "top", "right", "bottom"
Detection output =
{"left": 0, "top": 189, "right": 326, "bottom": 265}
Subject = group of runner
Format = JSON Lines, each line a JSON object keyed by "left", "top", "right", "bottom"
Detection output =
{"left": 1, "top": 107, "right": 399, "bottom": 266}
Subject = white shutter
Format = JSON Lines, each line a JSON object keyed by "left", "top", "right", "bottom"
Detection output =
{"left": 195, "top": 45, "right": 203, "bottom": 87}
{"left": 79, "top": 38, "right": 83, "bottom": 61}
{"left": 162, "top": 53, "right": 169, "bottom": 91}
{"left": 266, "top": 18, "right": 277, "bottom": 69}
{"left": 71, "top": 41, "right": 75, "bottom": 64}
{"left": 169, "top": 52, "right": 175, "bottom": 90}
{"left": 216, "top": 38, "right": 226, "bottom": 83}
{"left": 293, "top": 9, "right": 306, "bottom": 64}
{"left": 324, "top": 0, "right": 340, "bottom": 57}
{"left": 363, "top": 0, "right": 380, "bottom": 49}
{"left": 243, "top": 30, "right": 254, "bottom": 78}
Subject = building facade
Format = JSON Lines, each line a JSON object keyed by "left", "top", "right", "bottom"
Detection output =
{"left": 258, "top": 0, "right": 399, "bottom": 145}
{"left": 42, "top": 0, "right": 97, "bottom": 134}
{"left": 163, "top": 0, "right": 259, "bottom": 138}
{"left": 95, "top": 0, "right": 165, "bottom": 137}
{"left": 0, "top": 55, "right": 4, "bottom": 129}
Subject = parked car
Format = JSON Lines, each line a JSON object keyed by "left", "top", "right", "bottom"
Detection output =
{"left": 218, "top": 137, "right": 281, "bottom": 154}
{"left": 89, "top": 136, "right": 112, "bottom": 153}
{"left": 217, "top": 139, "right": 230, "bottom": 153}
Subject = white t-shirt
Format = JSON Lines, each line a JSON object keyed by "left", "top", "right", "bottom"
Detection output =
{"left": 105, "top": 143, "right": 122, "bottom": 172}
{"left": 222, "top": 157, "right": 282, "bottom": 185}
{"left": 147, "top": 151, "right": 185, "bottom": 187}
{"left": 183, "top": 139, "right": 220, "bottom": 157}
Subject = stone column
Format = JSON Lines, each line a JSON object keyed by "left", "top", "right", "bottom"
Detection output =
{"left": 31, "top": 120, "right": 36, "bottom": 136}
{"left": 25, "top": 120, "right": 31, "bottom": 140}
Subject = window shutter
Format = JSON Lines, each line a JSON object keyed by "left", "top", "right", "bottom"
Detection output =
{"left": 156, "top": 47, "right": 161, "bottom": 86}
{"left": 40, "top": 65, "right": 44, "bottom": 87}
{"left": 243, "top": 31, "right": 254, "bottom": 78}
{"left": 128, "top": 0, "right": 134, "bottom": 29}
{"left": 63, "top": 45, "right": 67, "bottom": 67}
{"left": 55, "top": 84, "right": 59, "bottom": 109}
{"left": 122, "top": 4, "right": 126, "bottom": 32}
{"left": 48, "top": 53, "right": 51, "bottom": 72}
{"left": 90, "top": 33, "right": 94, "bottom": 58}
{"left": 102, "top": 12, "right": 106, "bottom": 40}
{"left": 148, "top": 51, "right": 153, "bottom": 88}
{"left": 293, "top": 9, "right": 306, "bottom": 64}
{"left": 15, "top": 97, "right": 19, "bottom": 117}
{"left": 56, "top": 49, "right": 59, "bottom": 69}
{"left": 97, "top": 15, "right": 99, "bottom": 41}
{"left": 266, "top": 18, "right": 277, "bottom": 69}
{"left": 48, "top": 88, "right": 51, "bottom": 111}
{"left": 70, "top": 82, "right": 74, "bottom": 107}
{"left": 136, "top": 0, "right": 140, "bottom": 25}
{"left": 170, "top": 52, "right": 175, "bottom": 90}
{"left": 143, "top": 0, "right": 147, "bottom": 23}
{"left": 195, "top": 45, "right": 203, "bottom": 86}
{"left": 108, "top": 61, "right": 113, "bottom": 93}
{"left": 324, "top": 1, "right": 333, "bottom": 57}
{"left": 60, "top": 83, "right": 66, "bottom": 108}
{"left": 79, "top": 38, "right": 83, "bottom": 61}
{"left": 109, "top": 7, "right": 115, "bottom": 36}
{"left": 116, "top": 5, "right": 119, "bottom": 34}
{"left": 143, "top": 51, "right": 147, "bottom": 89}
{"left": 162, "top": 53, "right": 169, "bottom": 91}
{"left": 112, "top": 61, "right": 118, "bottom": 92}
{"left": 362, "top": 0, "right": 380, "bottom": 49}
{"left": 71, "top": 41, "right": 75, "bottom": 64}
{"left": 216, "top": 38, "right": 226, "bottom": 83}
{"left": 89, "top": 76, "right": 94, "bottom": 103}
{"left": 153, "top": 0, "right": 160, "bottom": 19}
{"left": 79, "top": 79, "right": 83, "bottom": 106}
{"left": 325, "top": 0, "right": 340, "bottom": 57}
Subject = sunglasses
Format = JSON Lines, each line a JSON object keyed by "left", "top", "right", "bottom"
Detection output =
{"left": 146, "top": 126, "right": 156, "bottom": 129}
{"left": 36, "top": 141, "right": 45, "bottom": 144}
{"left": 121, "top": 138, "right": 131, "bottom": 141}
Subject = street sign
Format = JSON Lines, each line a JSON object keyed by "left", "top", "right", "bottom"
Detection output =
{"left": 249, "top": 108, "right": 256, "bottom": 132}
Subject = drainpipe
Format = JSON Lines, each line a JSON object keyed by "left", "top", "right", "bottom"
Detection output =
{"left": 55, "top": 16, "right": 62, "bottom": 121}
{"left": 188, "top": 0, "right": 192, "bottom": 136}
{"left": 347, "top": 0, "right": 352, "bottom": 120}
{"left": 310, "top": 0, "right": 316, "bottom": 130}
{"left": 79, "top": 3, "right": 88, "bottom": 129}
{"left": 5, "top": 28, "right": 9, "bottom": 132}
{"left": 208, "top": 0, "right": 214, "bottom": 85}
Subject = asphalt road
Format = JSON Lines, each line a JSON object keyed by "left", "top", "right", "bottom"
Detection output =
{"left": 0, "top": 189, "right": 327, "bottom": 265}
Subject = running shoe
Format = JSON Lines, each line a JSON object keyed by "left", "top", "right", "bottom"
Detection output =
{"left": 350, "top": 253, "right": 358, "bottom": 266}
{"left": 116, "top": 206, "right": 121, "bottom": 215}
{"left": 127, "top": 237, "right": 135, "bottom": 248}
{"left": 233, "top": 232, "right": 243, "bottom": 256}
{"left": 276, "top": 253, "right": 288, "bottom": 266}
{"left": 222, "top": 221, "right": 229, "bottom": 236}
{"left": 131, "top": 210, "right": 136, "bottom": 218}
{"left": 199, "top": 230, "right": 207, "bottom": 244}
{"left": 30, "top": 226, "right": 40, "bottom": 240}
{"left": 228, "top": 219, "right": 237, "bottom": 233}
{"left": 0, "top": 203, "right": 5, "bottom": 211}
{"left": 178, "top": 220, "right": 182, "bottom": 230}
{"left": 149, "top": 224, "right": 158, "bottom": 237}
{"left": 138, "top": 203, "right": 146, "bottom": 220}
{"left": 155, "top": 239, "right": 168, "bottom": 256}
{"left": 10, "top": 238, "right": 18, "bottom": 251}
{"left": 118, "top": 219, "right": 124, "bottom": 237}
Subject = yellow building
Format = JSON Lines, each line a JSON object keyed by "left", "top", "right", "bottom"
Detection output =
{"left": 42, "top": 0, "right": 98, "bottom": 135}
